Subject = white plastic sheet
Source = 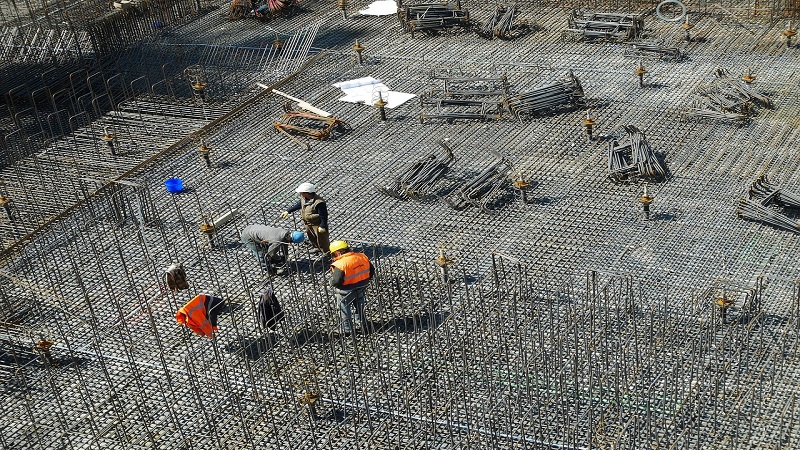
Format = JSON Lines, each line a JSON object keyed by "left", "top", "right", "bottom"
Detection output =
{"left": 358, "top": 0, "right": 397, "bottom": 16}
{"left": 332, "top": 76, "right": 416, "bottom": 109}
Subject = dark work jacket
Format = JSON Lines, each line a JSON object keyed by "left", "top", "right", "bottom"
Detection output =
{"left": 257, "top": 288, "right": 285, "bottom": 330}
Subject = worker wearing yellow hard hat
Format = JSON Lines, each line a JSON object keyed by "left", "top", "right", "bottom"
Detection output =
{"left": 329, "top": 240, "right": 374, "bottom": 335}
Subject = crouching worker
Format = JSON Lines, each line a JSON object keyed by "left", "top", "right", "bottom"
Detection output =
{"left": 241, "top": 225, "right": 304, "bottom": 275}
{"left": 329, "top": 240, "right": 374, "bottom": 335}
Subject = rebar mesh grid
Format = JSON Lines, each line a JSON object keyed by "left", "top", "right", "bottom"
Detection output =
{"left": 2, "top": 2, "right": 800, "bottom": 449}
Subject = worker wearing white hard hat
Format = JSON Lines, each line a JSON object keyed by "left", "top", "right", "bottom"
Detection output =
{"left": 280, "top": 182, "right": 330, "bottom": 253}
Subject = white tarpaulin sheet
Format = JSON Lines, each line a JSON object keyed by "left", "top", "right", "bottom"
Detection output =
{"left": 332, "top": 76, "right": 416, "bottom": 109}
{"left": 358, "top": 0, "right": 397, "bottom": 15}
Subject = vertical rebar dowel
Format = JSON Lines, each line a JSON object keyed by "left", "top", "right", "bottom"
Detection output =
{"left": 354, "top": 39, "right": 365, "bottom": 64}
{"left": 376, "top": 91, "right": 388, "bottom": 121}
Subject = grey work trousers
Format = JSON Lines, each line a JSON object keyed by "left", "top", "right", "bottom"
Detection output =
{"left": 336, "top": 287, "right": 367, "bottom": 333}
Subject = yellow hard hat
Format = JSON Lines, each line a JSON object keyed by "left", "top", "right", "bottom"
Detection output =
{"left": 329, "top": 240, "right": 349, "bottom": 253}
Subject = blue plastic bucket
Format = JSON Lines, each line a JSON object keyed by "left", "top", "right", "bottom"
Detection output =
{"left": 164, "top": 178, "right": 184, "bottom": 193}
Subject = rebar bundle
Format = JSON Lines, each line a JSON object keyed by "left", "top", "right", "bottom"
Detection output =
{"left": 419, "top": 73, "right": 508, "bottom": 122}
{"left": 737, "top": 198, "right": 799, "bottom": 232}
{"left": 477, "top": 3, "right": 527, "bottom": 39}
{"left": 750, "top": 174, "right": 800, "bottom": 209}
{"left": 374, "top": 140, "right": 455, "bottom": 200}
{"left": 624, "top": 41, "right": 683, "bottom": 61}
{"left": 739, "top": 175, "right": 800, "bottom": 232}
{"left": 607, "top": 125, "right": 665, "bottom": 183}
{"left": 563, "top": 10, "right": 643, "bottom": 41}
{"left": 505, "top": 71, "right": 584, "bottom": 118}
{"left": 398, "top": 1, "right": 470, "bottom": 37}
{"left": 685, "top": 68, "right": 773, "bottom": 123}
{"left": 443, "top": 152, "right": 512, "bottom": 212}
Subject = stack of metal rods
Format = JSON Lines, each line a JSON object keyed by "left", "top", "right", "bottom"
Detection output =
{"left": 608, "top": 125, "right": 665, "bottom": 183}
{"left": 737, "top": 198, "right": 798, "bottom": 232}
{"left": 374, "top": 140, "right": 456, "bottom": 200}
{"left": 505, "top": 71, "right": 584, "bottom": 118}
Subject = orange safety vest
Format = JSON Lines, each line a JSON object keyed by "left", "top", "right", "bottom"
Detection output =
{"left": 176, "top": 294, "right": 216, "bottom": 338}
{"left": 331, "top": 252, "right": 371, "bottom": 287}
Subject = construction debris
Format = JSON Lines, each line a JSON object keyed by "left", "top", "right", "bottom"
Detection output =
{"left": 273, "top": 109, "right": 350, "bottom": 150}
{"left": 607, "top": 125, "right": 666, "bottom": 183}
{"left": 374, "top": 140, "right": 455, "bottom": 200}
{"left": 684, "top": 68, "right": 773, "bottom": 123}
{"left": 563, "top": 10, "right": 644, "bottom": 42}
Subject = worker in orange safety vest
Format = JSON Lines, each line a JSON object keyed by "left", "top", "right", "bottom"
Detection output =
{"left": 176, "top": 293, "right": 225, "bottom": 338}
{"left": 329, "top": 240, "right": 374, "bottom": 335}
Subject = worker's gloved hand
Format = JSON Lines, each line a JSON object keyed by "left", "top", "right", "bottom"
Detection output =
{"left": 280, "top": 211, "right": 289, "bottom": 219}
{"left": 318, "top": 227, "right": 327, "bottom": 233}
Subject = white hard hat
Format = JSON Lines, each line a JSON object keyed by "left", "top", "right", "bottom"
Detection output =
{"left": 295, "top": 182, "right": 316, "bottom": 193}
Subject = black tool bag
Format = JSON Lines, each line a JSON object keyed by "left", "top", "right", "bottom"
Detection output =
{"left": 257, "top": 288, "right": 285, "bottom": 330}
{"left": 165, "top": 264, "right": 190, "bottom": 291}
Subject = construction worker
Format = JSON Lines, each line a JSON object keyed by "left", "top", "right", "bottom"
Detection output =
{"left": 329, "top": 240, "right": 374, "bottom": 335}
{"left": 280, "top": 182, "right": 330, "bottom": 254}
{"left": 241, "top": 225, "right": 304, "bottom": 275}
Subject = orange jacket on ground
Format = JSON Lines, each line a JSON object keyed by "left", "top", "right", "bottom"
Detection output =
{"left": 176, "top": 294, "right": 224, "bottom": 337}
